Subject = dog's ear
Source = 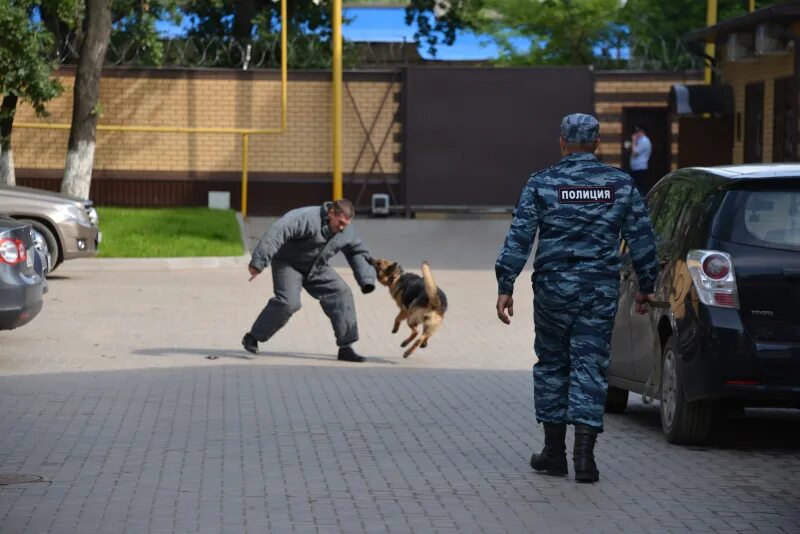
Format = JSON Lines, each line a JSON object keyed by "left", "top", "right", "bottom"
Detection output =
{"left": 389, "top": 262, "right": 399, "bottom": 274}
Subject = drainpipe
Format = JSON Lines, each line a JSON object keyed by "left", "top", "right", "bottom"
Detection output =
{"left": 332, "top": 0, "right": 343, "bottom": 200}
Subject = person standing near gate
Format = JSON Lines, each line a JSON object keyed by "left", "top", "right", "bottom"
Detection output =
{"left": 494, "top": 113, "right": 659, "bottom": 483}
{"left": 243, "top": 199, "right": 376, "bottom": 362}
{"left": 629, "top": 125, "right": 652, "bottom": 193}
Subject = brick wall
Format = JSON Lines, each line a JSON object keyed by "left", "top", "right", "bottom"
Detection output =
{"left": 13, "top": 68, "right": 402, "bottom": 177}
{"left": 12, "top": 66, "right": 713, "bottom": 212}
{"left": 593, "top": 70, "right": 704, "bottom": 170}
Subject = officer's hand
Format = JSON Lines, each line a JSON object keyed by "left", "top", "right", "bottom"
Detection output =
{"left": 634, "top": 292, "right": 655, "bottom": 314}
{"left": 248, "top": 265, "right": 260, "bottom": 282}
{"left": 496, "top": 294, "right": 514, "bottom": 325}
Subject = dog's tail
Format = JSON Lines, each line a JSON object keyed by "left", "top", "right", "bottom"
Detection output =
{"left": 421, "top": 262, "right": 440, "bottom": 308}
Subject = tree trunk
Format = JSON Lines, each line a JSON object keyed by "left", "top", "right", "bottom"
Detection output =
{"left": 0, "top": 95, "right": 18, "bottom": 187}
{"left": 61, "top": 0, "right": 112, "bottom": 200}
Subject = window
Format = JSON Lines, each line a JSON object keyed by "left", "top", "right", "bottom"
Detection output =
{"left": 672, "top": 179, "right": 719, "bottom": 254}
{"left": 652, "top": 181, "right": 692, "bottom": 242}
{"left": 645, "top": 185, "right": 668, "bottom": 215}
{"left": 727, "top": 189, "right": 800, "bottom": 251}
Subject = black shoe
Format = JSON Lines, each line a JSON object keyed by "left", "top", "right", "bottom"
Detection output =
{"left": 242, "top": 333, "right": 259, "bottom": 355}
{"left": 530, "top": 422, "right": 568, "bottom": 476}
{"left": 337, "top": 346, "right": 365, "bottom": 363}
{"left": 573, "top": 424, "right": 600, "bottom": 483}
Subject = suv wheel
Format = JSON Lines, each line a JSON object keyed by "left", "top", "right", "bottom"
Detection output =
{"left": 605, "top": 386, "right": 629, "bottom": 413}
{"left": 660, "top": 335, "right": 715, "bottom": 444}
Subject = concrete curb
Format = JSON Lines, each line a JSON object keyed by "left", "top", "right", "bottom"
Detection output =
{"left": 64, "top": 255, "right": 250, "bottom": 272}
{"left": 63, "top": 211, "right": 252, "bottom": 272}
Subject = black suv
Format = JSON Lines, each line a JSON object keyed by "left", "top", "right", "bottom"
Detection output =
{"left": 607, "top": 165, "right": 800, "bottom": 444}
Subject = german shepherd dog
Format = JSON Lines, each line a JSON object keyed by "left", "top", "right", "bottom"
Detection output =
{"left": 368, "top": 258, "right": 448, "bottom": 358}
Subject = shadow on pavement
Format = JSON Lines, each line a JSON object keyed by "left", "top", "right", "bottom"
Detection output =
{"left": 134, "top": 347, "right": 398, "bottom": 365}
{"left": 713, "top": 409, "right": 800, "bottom": 451}
{"left": 135, "top": 347, "right": 256, "bottom": 360}
{"left": 612, "top": 400, "right": 800, "bottom": 451}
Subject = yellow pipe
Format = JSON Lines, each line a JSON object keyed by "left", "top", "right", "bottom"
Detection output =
{"left": 749, "top": 0, "right": 755, "bottom": 12}
{"left": 332, "top": 0, "right": 343, "bottom": 201}
{"left": 15, "top": 122, "right": 285, "bottom": 134}
{"left": 281, "top": 0, "right": 288, "bottom": 131}
{"left": 15, "top": 0, "right": 289, "bottom": 215}
{"left": 705, "top": 0, "right": 718, "bottom": 85}
{"left": 241, "top": 133, "right": 249, "bottom": 218}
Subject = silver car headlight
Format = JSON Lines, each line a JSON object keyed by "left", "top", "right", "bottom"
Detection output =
{"left": 55, "top": 203, "right": 86, "bottom": 223}
{"left": 87, "top": 207, "right": 98, "bottom": 226}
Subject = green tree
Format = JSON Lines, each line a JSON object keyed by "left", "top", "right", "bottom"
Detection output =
{"left": 174, "top": 0, "right": 337, "bottom": 68}
{"left": 466, "top": 0, "right": 626, "bottom": 66}
{"left": 622, "top": 0, "right": 784, "bottom": 70}
{"left": 110, "top": 0, "right": 183, "bottom": 66}
{"left": 0, "top": 0, "right": 64, "bottom": 186}
{"left": 405, "top": 0, "right": 483, "bottom": 56}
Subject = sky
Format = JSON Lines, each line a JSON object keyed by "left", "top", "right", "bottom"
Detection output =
{"left": 341, "top": 7, "right": 507, "bottom": 60}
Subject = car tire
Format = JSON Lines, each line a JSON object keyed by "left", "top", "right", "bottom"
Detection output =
{"left": 605, "top": 386, "right": 629, "bottom": 413}
{"left": 659, "top": 335, "right": 715, "bottom": 444}
{"left": 18, "top": 219, "right": 60, "bottom": 271}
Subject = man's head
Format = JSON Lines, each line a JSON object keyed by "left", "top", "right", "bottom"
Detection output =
{"left": 559, "top": 113, "right": 600, "bottom": 156}
{"left": 327, "top": 198, "right": 355, "bottom": 234}
{"left": 633, "top": 125, "right": 646, "bottom": 135}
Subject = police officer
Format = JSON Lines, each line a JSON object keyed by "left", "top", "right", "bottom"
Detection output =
{"left": 495, "top": 113, "right": 659, "bottom": 483}
{"left": 243, "top": 199, "right": 376, "bottom": 362}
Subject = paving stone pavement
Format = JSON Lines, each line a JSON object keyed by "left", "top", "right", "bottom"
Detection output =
{"left": 0, "top": 217, "right": 798, "bottom": 534}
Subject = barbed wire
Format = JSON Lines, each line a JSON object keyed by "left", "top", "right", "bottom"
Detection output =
{"left": 628, "top": 36, "right": 701, "bottom": 71}
{"left": 52, "top": 33, "right": 702, "bottom": 70}
{"left": 53, "top": 34, "right": 422, "bottom": 69}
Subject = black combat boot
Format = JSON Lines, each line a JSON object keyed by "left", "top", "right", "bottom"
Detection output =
{"left": 530, "top": 423, "right": 568, "bottom": 476}
{"left": 241, "top": 333, "right": 259, "bottom": 355}
{"left": 337, "top": 346, "right": 365, "bottom": 363}
{"left": 573, "top": 424, "right": 600, "bottom": 483}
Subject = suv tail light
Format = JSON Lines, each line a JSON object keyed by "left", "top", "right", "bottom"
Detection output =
{"left": 687, "top": 250, "right": 739, "bottom": 309}
{"left": 0, "top": 238, "right": 28, "bottom": 265}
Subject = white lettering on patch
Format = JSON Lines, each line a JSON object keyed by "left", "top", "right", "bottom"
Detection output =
{"left": 558, "top": 187, "right": 615, "bottom": 204}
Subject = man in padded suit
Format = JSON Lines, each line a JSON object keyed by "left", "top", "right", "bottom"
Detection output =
{"left": 243, "top": 199, "right": 376, "bottom": 363}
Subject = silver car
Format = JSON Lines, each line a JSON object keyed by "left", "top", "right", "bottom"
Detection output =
{"left": 0, "top": 185, "right": 100, "bottom": 271}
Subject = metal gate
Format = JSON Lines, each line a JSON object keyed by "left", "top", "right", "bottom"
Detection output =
{"left": 403, "top": 66, "right": 594, "bottom": 212}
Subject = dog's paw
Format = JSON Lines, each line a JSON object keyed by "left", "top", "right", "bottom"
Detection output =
{"left": 392, "top": 325, "right": 399, "bottom": 334}
{"left": 403, "top": 350, "right": 412, "bottom": 358}
{"left": 400, "top": 339, "right": 410, "bottom": 348}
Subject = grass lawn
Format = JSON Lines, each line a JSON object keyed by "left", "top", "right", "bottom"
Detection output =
{"left": 96, "top": 207, "right": 244, "bottom": 258}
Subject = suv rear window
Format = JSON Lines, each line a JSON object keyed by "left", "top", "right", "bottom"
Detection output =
{"left": 722, "top": 189, "right": 800, "bottom": 251}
